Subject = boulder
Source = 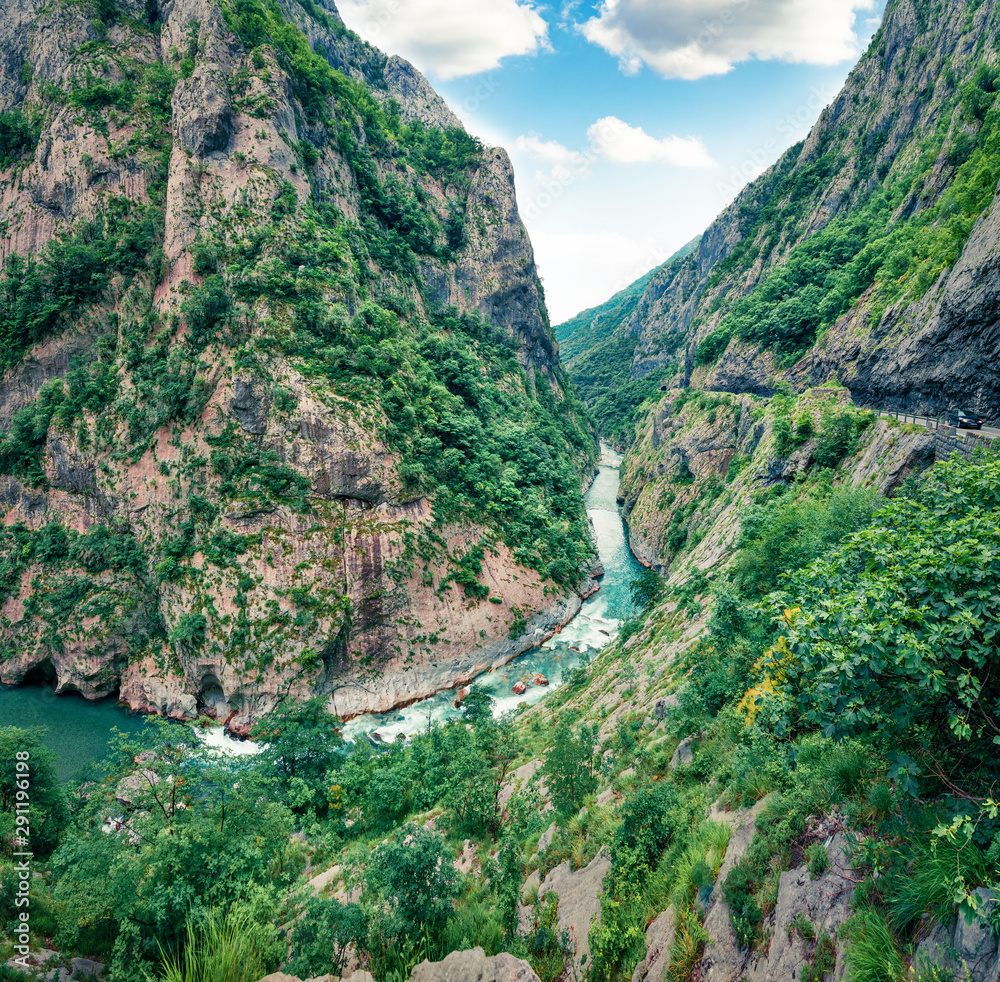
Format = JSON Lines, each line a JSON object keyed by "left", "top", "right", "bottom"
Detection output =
{"left": 595, "top": 786, "right": 616, "bottom": 807}
{"left": 408, "top": 947, "right": 539, "bottom": 982}
{"left": 699, "top": 799, "right": 771, "bottom": 982}
{"left": 256, "top": 973, "right": 341, "bottom": 982}
{"left": 669, "top": 738, "right": 694, "bottom": 769}
{"left": 952, "top": 888, "right": 999, "bottom": 982}
{"left": 914, "top": 923, "right": 958, "bottom": 978}
{"left": 536, "top": 822, "right": 558, "bottom": 854}
{"left": 454, "top": 839, "right": 478, "bottom": 875}
{"left": 749, "top": 833, "right": 855, "bottom": 982}
{"left": 631, "top": 908, "right": 675, "bottom": 982}
{"left": 512, "top": 681, "right": 527, "bottom": 695}
{"left": 70, "top": 957, "right": 105, "bottom": 978}
{"left": 535, "top": 849, "right": 611, "bottom": 977}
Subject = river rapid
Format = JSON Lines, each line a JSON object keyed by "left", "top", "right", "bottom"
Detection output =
{"left": 339, "top": 442, "right": 643, "bottom": 743}
{"left": 0, "top": 443, "right": 643, "bottom": 768}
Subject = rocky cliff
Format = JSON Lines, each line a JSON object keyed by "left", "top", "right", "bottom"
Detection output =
{"left": 560, "top": 0, "right": 1000, "bottom": 434}
{"left": 617, "top": 385, "right": 939, "bottom": 572}
{"left": 0, "top": 0, "right": 596, "bottom": 729}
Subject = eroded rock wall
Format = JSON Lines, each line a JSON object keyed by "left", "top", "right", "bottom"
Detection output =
{"left": 0, "top": 0, "right": 595, "bottom": 729}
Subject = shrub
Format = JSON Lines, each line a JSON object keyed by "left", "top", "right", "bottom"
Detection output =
{"left": 812, "top": 408, "right": 873, "bottom": 468}
{"left": 544, "top": 724, "right": 597, "bottom": 815}
{"left": 806, "top": 843, "right": 829, "bottom": 878}
{"left": 285, "top": 897, "right": 366, "bottom": 979}
{"left": 775, "top": 453, "right": 1000, "bottom": 769}
{"left": 169, "top": 611, "right": 207, "bottom": 648}
{"left": 156, "top": 906, "right": 282, "bottom": 982}
{"left": 367, "top": 824, "right": 459, "bottom": 949}
{"left": 613, "top": 780, "right": 682, "bottom": 868}
{"left": 0, "top": 109, "right": 39, "bottom": 169}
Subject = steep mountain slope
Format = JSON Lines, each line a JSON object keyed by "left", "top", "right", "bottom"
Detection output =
{"left": 553, "top": 238, "right": 699, "bottom": 448}
{"left": 0, "top": 0, "right": 596, "bottom": 729}
{"left": 565, "top": 0, "right": 1000, "bottom": 429}
{"left": 554, "top": 237, "right": 700, "bottom": 362}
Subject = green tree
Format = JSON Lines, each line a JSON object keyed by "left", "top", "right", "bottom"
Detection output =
{"left": 446, "top": 715, "right": 520, "bottom": 838}
{"left": 367, "top": 824, "right": 459, "bottom": 951}
{"left": 629, "top": 567, "right": 664, "bottom": 609}
{"left": 285, "top": 895, "right": 367, "bottom": 978}
{"left": 544, "top": 723, "right": 597, "bottom": 815}
{"left": 0, "top": 726, "right": 68, "bottom": 856}
{"left": 50, "top": 721, "right": 297, "bottom": 981}
{"left": 250, "top": 697, "right": 344, "bottom": 814}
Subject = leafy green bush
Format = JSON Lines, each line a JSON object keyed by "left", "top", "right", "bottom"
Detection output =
{"left": 774, "top": 452, "right": 1000, "bottom": 770}
{"left": 0, "top": 109, "right": 39, "bottom": 169}
{"left": 812, "top": 408, "right": 873, "bottom": 468}
{"left": 168, "top": 612, "right": 207, "bottom": 648}
{"left": 544, "top": 724, "right": 597, "bottom": 815}
{"left": 806, "top": 843, "right": 829, "bottom": 878}
{"left": 0, "top": 727, "right": 69, "bottom": 856}
{"left": 285, "top": 896, "right": 366, "bottom": 979}
{"left": 367, "top": 824, "right": 459, "bottom": 952}
{"left": 729, "top": 484, "right": 879, "bottom": 601}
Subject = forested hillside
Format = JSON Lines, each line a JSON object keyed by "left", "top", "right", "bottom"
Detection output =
{"left": 554, "top": 238, "right": 698, "bottom": 448}
{"left": 0, "top": 0, "right": 597, "bottom": 728}
{"left": 561, "top": 0, "right": 1000, "bottom": 440}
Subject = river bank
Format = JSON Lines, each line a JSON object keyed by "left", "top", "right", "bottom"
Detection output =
{"left": 0, "top": 445, "right": 642, "bottom": 768}
{"left": 339, "top": 443, "right": 643, "bottom": 744}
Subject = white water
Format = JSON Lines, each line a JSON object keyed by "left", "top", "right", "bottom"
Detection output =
{"left": 194, "top": 723, "right": 264, "bottom": 756}
{"left": 339, "top": 443, "right": 644, "bottom": 745}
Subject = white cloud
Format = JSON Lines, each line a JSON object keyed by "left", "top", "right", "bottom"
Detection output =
{"left": 587, "top": 116, "right": 715, "bottom": 167}
{"left": 515, "top": 134, "right": 583, "bottom": 168}
{"left": 581, "top": 0, "right": 876, "bottom": 80}
{"left": 336, "top": 0, "right": 550, "bottom": 80}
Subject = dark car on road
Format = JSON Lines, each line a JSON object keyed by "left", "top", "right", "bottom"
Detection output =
{"left": 948, "top": 408, "right": 984, "bottom": 429}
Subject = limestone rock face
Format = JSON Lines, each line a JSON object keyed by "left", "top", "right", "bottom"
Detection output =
{"left": 534, "top": 849, "right": 611, "bottom": 978}
{"left": 630, "top": 908, "right": 675, "bottom": 982}
{"left": 699, "top": 800, "right": 768, "bottom": 982}
{"left": 0, "top": 0, "right": 595, "bottom": 727}
{"left": 916, "top": 889, "right": 1000, "bottom": 982}
{"left": 746, "top": 833, "right": 855, "bottom": 982}
{"left": 950, "top": 889, "right": 1000, "bottom": 981}
{"left": 381, "top": 55, "right": 463, "bottom": 130}
{"left": 408, "top": 947, "right": 540, "bottom": 982}
{"left": 618, "top": 384, "right": 939, "bottom": 573}
{"left": 174, "top": 65, "right": 235, "bottom": 156}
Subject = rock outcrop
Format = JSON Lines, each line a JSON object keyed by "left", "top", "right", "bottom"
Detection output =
{"left": 915, "top": 888, "right": 1000, "bottom": 982}
{"left": 630, "top": 908, "right": 675, "bottom": 982}
{"left": 746, "top": 833, "right": 855, "bottom": 982}
{"left": 617, "top": 384, "right": 942, "bottom": 572}
{"left": 408, "top": 948, "right": 541, "bottom": 982}
{"left": 533, "top": 849, "right": 611, "bottom": 978}
{"left": 699, "top": 801, "right": 769, "bottom": 982}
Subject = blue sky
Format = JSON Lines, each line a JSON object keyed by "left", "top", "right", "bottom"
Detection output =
{"left": 335, "top": 0, "right": 888, "bottom": 323}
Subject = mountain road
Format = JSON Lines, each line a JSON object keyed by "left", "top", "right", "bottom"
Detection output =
{"left": 874, "top": 410, "right": 1000, "bottom": 440}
